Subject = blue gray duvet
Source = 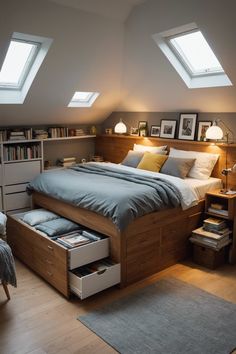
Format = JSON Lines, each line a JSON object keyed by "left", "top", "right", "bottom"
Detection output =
{"left": 27, "top": 164, "right": 182, "bottom": 230}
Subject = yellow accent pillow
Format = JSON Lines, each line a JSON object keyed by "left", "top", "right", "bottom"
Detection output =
{"left": 137, "top": 152, "right": 168, "bottom": 172}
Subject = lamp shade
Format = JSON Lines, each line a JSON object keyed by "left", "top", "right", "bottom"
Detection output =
{"left": 114, "top": 119, "right": 127, "bottom": 134}
{"left": 205, "top": 125, "right": 223, "bottom": 140}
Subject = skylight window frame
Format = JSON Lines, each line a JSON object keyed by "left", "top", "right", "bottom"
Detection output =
{"left": 68, "top": 91, "right": 99, "bottom": 107}
{"left": 167, "top": 29, "right": 224, "bottom": 78}
{"left": 0, "top": 38, "right": 41, "bottom": 91}
{"left": 152, "top": 22, "right": 233, "bottom": 89}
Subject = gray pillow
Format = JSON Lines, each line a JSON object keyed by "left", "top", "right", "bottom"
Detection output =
{"left": 21, "top": 209, "right": 60, "bottom": 226}
{"left": 35, "top": 218, "right": 81, "bottom": 236}
{"left": 121, "top": 150, "right": 144, "bottom": 168}
{"left": 161, "top": 157, "right": 196, "bottom": 179}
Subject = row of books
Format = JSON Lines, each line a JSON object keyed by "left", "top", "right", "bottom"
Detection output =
{"left": 56, "top": 229, "right": 103, "bottom": 249}
{"left": 190, "top": 217, "right": 232, "bottom": 251}
{"left": 3, "top": 144, "right": 41, "bottom": 161}
{"left": 0, "top": 127, "right": 89, "bottom": 142}
{"left": 72, "top": 259, "right": 114, "bottom": 278}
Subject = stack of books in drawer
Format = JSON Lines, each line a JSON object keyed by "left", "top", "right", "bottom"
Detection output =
{"left": 190, "top": 218, "right": 232, "bottom": 251}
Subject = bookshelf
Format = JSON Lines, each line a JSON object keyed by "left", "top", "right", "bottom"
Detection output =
{"left": 0, "top": 132, "right": 96, "bottom": 214}
{"left": 205, "top": 190, "right": 236, "bottom": 264}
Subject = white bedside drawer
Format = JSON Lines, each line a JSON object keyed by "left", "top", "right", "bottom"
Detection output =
{"left": 5, "top": 183, "right": 28, "bottom": 194}
{"left": 4, "top": 160, "right": 41, "bottom": 185}
{"left": 69, "top": 261, "right": 120, "bottom": 299}
{"left": 68, "top": 237, "right": 109, "bottom": 270}
{"left": 5, "top": 192, "right": 31, "bottom": 211}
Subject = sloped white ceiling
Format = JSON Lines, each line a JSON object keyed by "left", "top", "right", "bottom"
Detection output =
{"left": 0, "top": 0, "right": 236, "bottom": 127}
{"left": 48, "top": 0, "right": 146, "bottom": 22}
{"left": 118, "top": 0, "right": 236, "bottom": 112}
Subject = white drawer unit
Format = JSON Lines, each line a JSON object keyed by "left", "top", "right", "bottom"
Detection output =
{"left": 0, "top": 187, "right": 2, "bottom": 211}
{"left": 0, "top": 165, "right": 3, "bottom": 186}
{"left": 5, "top": 183, "right": 28, "bottom": 194}
{"left": 5, "top": 192, "right": 31, "bottom": 211}
{"left": 68, "top": 238, "right": 109, "bottom": 270}
{"left": 70, "top": 262, "right": 121, "bottom": 299}
{"left": 4, "top": 160, "right": 41, "bottom": 185}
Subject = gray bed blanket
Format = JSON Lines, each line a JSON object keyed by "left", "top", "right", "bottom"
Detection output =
{"left": 0, "top": 240, "right": 17, "bottom": 287}
{"left": 27, "top": 164, "right": 182, "bottom": 231}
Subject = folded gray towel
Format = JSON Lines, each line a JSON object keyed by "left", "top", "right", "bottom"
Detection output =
{"left": 0, "top": 240, "right": 17, "bottom": 287}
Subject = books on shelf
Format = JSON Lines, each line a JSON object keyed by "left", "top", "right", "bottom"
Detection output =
{"left": 48, "top": 127, "right": 69, "bottom": 138}
{"left": 208, "top": 207, "right": 228, "bottom": 217}
{"left": 0, "top": 130, "right": 7, "bottom": 142}
{"left": 57, "top": 157, "right": 77, "bottom": 167}
{"left": 203, "top": 217, "right": 227, "bottom": 233}
{"left": 4, "top": 143, "right": 41, "bottom": 161}
{"left": 33, "top": 129, "right": 48, "bottom": 139}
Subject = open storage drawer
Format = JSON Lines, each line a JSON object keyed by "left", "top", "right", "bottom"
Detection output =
{"left": 70, "top": 259, "right": 121, "bottom": 299}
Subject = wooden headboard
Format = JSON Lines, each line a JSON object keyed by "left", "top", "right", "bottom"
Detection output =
{"left": 95, "top": 134, "right": 236, "bottom": 189}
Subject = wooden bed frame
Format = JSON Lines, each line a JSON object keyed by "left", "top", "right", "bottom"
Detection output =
{"left": 31, "top": 135, "right": 236, "bottom": 287}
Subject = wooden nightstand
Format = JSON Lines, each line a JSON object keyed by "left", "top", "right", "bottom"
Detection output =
{"left": 205, "top": 190, "right": 236, "bottom": 264}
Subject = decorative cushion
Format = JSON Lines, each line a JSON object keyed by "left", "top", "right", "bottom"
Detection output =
{"left": 35, "top": 218, "right": 81, "bottom": 236}
{"left": 137, "top": 152, "right": 168, "bottom": 172}
{"left": 161, "top": 157, "right": 196, "bottom": 179}
{"left": 133, "top": 144, "right": 167, "bottom": 154}
{"left": 21, "top": 209, "right": 60, "bottom": 226}
{"left": 121, "top": 150, "right": 144, "bottom": 168}
{"left": 169, "top": 148, "right": 219, "bottom": 179}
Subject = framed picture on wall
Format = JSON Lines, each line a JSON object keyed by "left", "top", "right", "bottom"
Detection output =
{"left": 130, "top": 127, "right": 139, "bottom": 136}
{"left": 138, "top": 121, "right": 148, "bottom": 137}
{"left": 160, "top": 120, "right": 177, "bottom": 139}
{"left": 178, "top": 113, "right": 198, "bottom": 140}
{"left": 197, "top": 121, "right": 212, "bottom": 141}
{"left": 150, "top": 125, "right": 160, "bottom": 137}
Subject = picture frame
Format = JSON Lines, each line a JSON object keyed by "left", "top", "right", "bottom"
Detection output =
{"left": 138, "top": 121, "right": 148, "bottom": 137}
{"left": 130, "top": 127, "right": 139, "bottom": 136}
{"left": 150, "top": 125, "right": 160, "bottom": 137}
{"left": 160, "top": 120, "right": 177, "bottom": 139}
{"left": 178, "top": 113, "right": 198, "bottom": 141}
{"left": 197, "top": 121, "right": 212, "bottom": 141}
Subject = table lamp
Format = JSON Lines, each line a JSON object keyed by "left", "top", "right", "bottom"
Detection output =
{"left": 114, "top": 119, "right": 127, "bottom": 134}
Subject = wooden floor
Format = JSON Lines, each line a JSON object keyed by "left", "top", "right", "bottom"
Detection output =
{"left": 1, "top": 259, "right": 236, "bottom": 354}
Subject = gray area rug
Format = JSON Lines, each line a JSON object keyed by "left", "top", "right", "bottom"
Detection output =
{"left": 79, "top": 278, "right": 236, "bottom": 354}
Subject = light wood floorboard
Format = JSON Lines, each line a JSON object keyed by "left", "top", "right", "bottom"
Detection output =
{"left": 0, "top": 259, "right": 236, "bottom": 354}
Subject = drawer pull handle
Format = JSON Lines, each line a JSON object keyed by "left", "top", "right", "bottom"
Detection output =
{"left": 47, "top": 271, "right": 53, "bottom": 277}
{"left": 97, "top": 269, "right": 107, "bottom": 275}
{"left": 47, "top": 245, "right": 54, "bottom": 251}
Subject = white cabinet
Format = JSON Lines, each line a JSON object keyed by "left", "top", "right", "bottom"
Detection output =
{"left": 4, "top": 161, "right": 41, "bottom": 185}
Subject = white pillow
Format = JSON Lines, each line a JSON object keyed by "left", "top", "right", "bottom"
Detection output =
{"left": 169, "top": 148, "right": 219, "bottom": 179}
{"left": 133, "top": 144, "right": 167, "bottom": 154}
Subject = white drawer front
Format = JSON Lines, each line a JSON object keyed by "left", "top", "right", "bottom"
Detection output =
{"left": 5, "top": 183, "right": 28, "bottom": 194}
{"left": 5, "top": 192, "right": 31, "bottom": 211}
{"left": 69, "top": 238, "right": 109, "bottom": 270}
{"left": 0, "top": 188, "right": 2, "bottom": 211}
{"left": 70, "top": 263, "right": 120, "bottom": 299}
{"left": 4, "top": 160, "right": 41, "bottom": 185}
{"left": 0, "top": 165, "right": 3, "bottom": 186}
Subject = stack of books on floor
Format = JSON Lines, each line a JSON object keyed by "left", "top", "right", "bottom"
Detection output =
{"left": 57, "top": 157, "right": 77, "bottom": 167}
{"left": 208, "top": 202, "right": 228, "bottom": 217}
{"left": 190, "top": 217, "right": 232, "bottom": 251}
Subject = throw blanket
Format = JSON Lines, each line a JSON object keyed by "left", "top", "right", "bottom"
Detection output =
{"left": 0, "top": 240, "right": 17, "bottom": 287}
{"left": 27, "top": 164, "right": 182, "bottom": 230}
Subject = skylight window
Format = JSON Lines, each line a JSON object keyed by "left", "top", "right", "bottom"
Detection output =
{"left": 0, "top": 40, "right": 39, "bottom": 89}
{"left": 68, "top": 91, "right": 99, "bottom": 107}
{"left": 169, "top": 30, "right": 223, "bottom": 77}
{"left": 0, "top": 32, "right": 53, "bottom": 104}
{"left": 152, "top": 23, "right": 232, "bottom": 89}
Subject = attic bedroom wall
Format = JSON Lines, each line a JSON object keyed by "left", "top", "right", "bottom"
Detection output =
{"left": 106, "top": 0, "right": 236, "bottom": 135}
{"left": 0, "top": 0, "right": 124, "bottom": 126}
